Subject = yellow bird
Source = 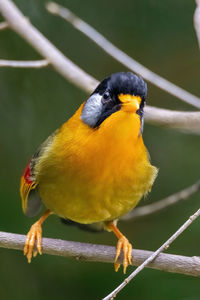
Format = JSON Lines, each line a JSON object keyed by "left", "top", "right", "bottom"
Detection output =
{"left": 20, "top": 72, "right": 158, "bottom": 273}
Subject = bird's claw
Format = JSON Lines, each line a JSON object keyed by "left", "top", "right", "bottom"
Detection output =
{"left": 24, "top": 221, "right": 42, "bottom": 263}
{"left": 114, "top": 236, "right": 133, "bottom": 274}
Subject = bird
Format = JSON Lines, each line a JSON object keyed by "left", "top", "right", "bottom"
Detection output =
{"left": 20, "top": 71, "right": 158, "bottom": 273}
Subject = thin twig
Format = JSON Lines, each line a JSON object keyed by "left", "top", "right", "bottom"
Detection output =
{"left": 0, "top": 0, "right": 200, "bottom": 133}
{"left": 0, "top": 0, "right": 98, "bottom": 93}
{"left": 194, "top": 0, "right": 200, "bottom": 48}
{"left": 1, "top": 231, "right": 200, "bottom": 278}
{"left": 47, "top": 1, "right": 200, "bottom": 109}
{"left": 0, "top": 59, "right": 49, "bottom": 68}
{"left": 103, "top": 208, "right": 200, "bottom": 300}
{"left": 122, "top": 179, "right": 200, "bottom": 221}
{"left": 0, "top": 21, "right": 8, "bottom": 30}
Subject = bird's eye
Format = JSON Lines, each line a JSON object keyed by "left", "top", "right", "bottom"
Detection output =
{"left": 102, "top": 91, "right": 111, "bottom": 103}
{"left": 103, "top": 92, "right": 109, "bottom": 99}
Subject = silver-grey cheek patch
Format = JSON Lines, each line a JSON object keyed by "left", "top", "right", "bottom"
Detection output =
{"left": 81, "top": 93, "right": 103, "bottom": 127}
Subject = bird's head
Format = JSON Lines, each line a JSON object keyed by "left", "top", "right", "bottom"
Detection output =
{"left": 81, "top": 72, "right": 147, "bottom": 133}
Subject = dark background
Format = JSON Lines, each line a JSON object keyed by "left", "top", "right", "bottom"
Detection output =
{"left": 0, "top": 0, "right": 200, "bottom": 299}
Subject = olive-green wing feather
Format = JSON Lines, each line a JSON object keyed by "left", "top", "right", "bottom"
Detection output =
{"left": 20, "top": 130, "right": 59, "bottom": 217}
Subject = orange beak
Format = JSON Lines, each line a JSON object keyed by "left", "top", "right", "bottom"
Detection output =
{"left": 118, "top": 94, "right": 141, "bottom": 113}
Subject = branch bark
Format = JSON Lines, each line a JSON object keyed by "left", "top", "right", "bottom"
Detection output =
{"left": 0, "top": 231, "right": 200, "bottom": 278}
{"left": 0, "top": 59, "right": 49, "bottom": 68}
{"left": 47, "top": 1, "right": 200, "bottom": 109}
{"left": 122, "top": 179, "right": 200, "bottom": 221}
{"left": 144, "top": 106, "right": 200, "bottom": 134}
{"left": 0, "top": 0, "right": 200, "bottom": 133}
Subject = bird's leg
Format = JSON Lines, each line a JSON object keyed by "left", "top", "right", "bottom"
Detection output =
{"left": 24, "top": 209, "right": 51, "bottom": 263}
{"left": 107, "top": 222, "right": 133, "bottom": 274}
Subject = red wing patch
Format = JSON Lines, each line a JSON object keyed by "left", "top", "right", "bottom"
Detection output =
{"left": 23, "top": 162, "right": 33, "bottom": 184}
{"left": 20, "top": 160, "right": 37, "bottom": 214}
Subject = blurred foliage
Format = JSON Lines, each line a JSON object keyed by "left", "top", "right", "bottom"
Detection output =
{"left": 0, "top": 0, "right": 200, "bottom": 299}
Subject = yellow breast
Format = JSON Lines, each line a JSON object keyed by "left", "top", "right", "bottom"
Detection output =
{"left": 36, "top": 104, "right": 157, "bottom": 223}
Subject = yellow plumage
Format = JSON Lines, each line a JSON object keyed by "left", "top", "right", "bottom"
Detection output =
{"left": 35, "top": 103, "right": 157, "bottom": 223}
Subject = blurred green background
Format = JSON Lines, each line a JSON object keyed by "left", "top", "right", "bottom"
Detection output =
{"left": 1, "top": 0, "right": 200, "bottom": 299}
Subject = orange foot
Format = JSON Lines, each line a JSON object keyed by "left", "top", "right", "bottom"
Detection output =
{"left": 107, "top": 222, "right": 133, "bottom": 274}
{"left": 24, "top": 209, "right": 51, "bottom": 263}
{"left": 114, "top": 236, "right": 132, "bottom": 274}
{"left": 24, "top": 221, "right": 42, "bottom": 263}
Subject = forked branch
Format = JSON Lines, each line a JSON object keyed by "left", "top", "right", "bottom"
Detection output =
{"left": 0, "top": 0, "right": 98, "bottom": 93}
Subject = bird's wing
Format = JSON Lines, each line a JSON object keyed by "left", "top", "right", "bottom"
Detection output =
{"left": 20, "top": 160, "right": 41, "bottom": 217}
{"left": 20, "top": 130, "right": 58, "bottom": 217}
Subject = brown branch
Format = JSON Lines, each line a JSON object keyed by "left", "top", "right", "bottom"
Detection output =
{"left": 0, "top": 59, "right": 49, "bottom": 68}
{"left": 46, "top": 1, "right": 200, "bottom": 109}
{"left": 0, "top": 231, "right": 200, "bottom": 278}
{"left": 103, "top": 207, "right": 200, "bottom": 300}
{"left": 194, "top": 0, "right": 200, "bottom": 48}
{"left": 0, "top": 0, "right": 200, "bottom": 134}
{"left": 122, "top": 179, "right": 200, "bottom": 221}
